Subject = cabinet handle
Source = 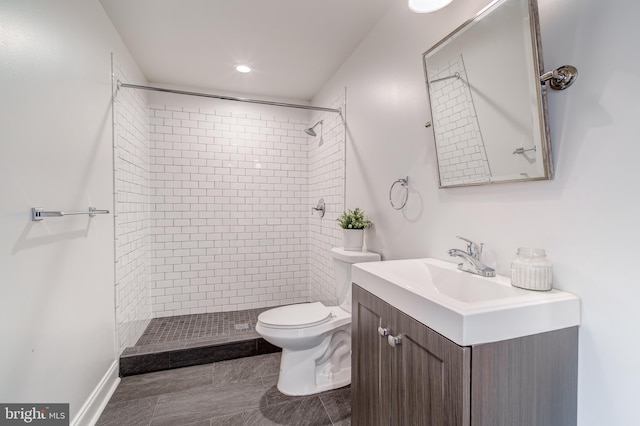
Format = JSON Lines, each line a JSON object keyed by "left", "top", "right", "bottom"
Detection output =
{"left": 378, "top": 327, "right": 390, "bottom": 337}
{"left": 388, "top": 334, "right": 402, "bottom": 347}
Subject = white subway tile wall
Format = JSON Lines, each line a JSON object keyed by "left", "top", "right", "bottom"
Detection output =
{"left": 308, "top": 95, "right": 346, "bottom": 305}
{"left": 148, "top": 105, "right": 334, "bottom": 316}
{"left": 428, "top": 55, "right": 491, "bottom": 186}
{"left": 113, "top": 63, "right": 152, "bottom": 352}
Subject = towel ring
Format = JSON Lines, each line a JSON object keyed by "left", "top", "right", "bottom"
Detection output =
{"left": 389, "top": 177, "right": 409, "bottom": 210}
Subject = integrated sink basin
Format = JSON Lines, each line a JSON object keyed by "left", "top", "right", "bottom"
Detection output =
{"left": 351, "top": 258, "right": 580, "bottom": 346}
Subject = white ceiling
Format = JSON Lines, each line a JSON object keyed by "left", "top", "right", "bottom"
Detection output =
{"left": 100, "top": 0, "right": 392, "bottom": 101}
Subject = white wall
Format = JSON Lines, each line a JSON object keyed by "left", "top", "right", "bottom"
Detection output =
{"left": 140, "top": 91, "right": 348, "bottom": 316}
{"left": 0, "top": 0, "right": 145, "bottom": 423}
{"left": 113, "top": 61, "right": 152, "bottom": 352}
{"left": 147, "top": 103, "right": 310, "bottom": 316}
{"left": 308, "top": 93, "right": 346, "bottom": 305}
{"left": 313, "top": 0, "right": 640, "bottom": 424}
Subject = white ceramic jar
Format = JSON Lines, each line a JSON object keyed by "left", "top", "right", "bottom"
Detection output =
{"left": 511, "top": 248, "right": 553, "bottom": 291}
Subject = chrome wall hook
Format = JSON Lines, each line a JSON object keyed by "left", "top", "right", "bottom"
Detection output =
{"left": 540, "top": 65, "right": 578, "bottom": 90}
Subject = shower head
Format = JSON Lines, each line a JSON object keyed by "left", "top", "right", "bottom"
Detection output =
{"left": 304, "top": 120, "right": 323, "bottom": 137}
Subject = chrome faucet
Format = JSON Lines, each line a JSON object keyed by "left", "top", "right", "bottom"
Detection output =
{"left": 448, "top": 236, "right": 496, "bottom": 277}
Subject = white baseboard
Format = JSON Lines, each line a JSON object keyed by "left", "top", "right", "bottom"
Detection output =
{"left": 71, "top": 360, "right": 120, "bottom": 426}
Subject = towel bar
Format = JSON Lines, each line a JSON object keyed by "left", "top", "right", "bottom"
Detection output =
{"left": 31, "top": 207, "right": 110, "bottom": 222}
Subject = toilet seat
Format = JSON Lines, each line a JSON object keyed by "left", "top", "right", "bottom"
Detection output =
{"left": 258, "top": 302, "right": 332, "bottom": 329}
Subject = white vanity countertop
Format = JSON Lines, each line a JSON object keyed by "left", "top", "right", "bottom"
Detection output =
{"left": 352, "top": 258, "right": 581, "bottom": 346}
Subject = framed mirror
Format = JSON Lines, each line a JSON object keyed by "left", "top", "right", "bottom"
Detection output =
{"left": 423, "top": 0, "right": 551, "bottom": 188}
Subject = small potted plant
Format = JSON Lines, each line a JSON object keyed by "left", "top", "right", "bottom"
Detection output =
{"left": 336, "top": 207, "right": 372, "bottom": 251}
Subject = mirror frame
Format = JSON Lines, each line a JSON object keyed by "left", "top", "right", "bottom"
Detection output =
{"left": 422, "top": 0, "right": 552, "bottom": 188}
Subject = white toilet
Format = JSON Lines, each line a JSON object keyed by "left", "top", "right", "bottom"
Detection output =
{"left": 255, "top": 247, "right": 381, "bottom": 396}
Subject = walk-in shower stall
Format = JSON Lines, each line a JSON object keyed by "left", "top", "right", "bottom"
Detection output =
{"left": 111, "top": 57, "right": 347, "bottom": 358}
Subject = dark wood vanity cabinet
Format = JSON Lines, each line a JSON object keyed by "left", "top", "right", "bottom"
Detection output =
{"left": 352, "top": 284, "right": 578, "bottom": 426}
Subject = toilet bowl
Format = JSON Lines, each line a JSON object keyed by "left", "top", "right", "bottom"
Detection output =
{"left": 255, "top": 247, "right": 380, "bottom": 396}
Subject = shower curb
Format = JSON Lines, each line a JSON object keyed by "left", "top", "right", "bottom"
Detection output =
{"left": 119, "top": 337, "right": 280, "bottom": 376}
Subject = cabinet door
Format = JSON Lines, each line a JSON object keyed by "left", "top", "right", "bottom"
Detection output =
{"left": 391, "top": 307, "right": 471, "bottom": 426}
{"left": 470, "top": 327, "right": 578, "bottom": 426}
{"left": 352, "top": 284, "right": 394, "bottom": 426}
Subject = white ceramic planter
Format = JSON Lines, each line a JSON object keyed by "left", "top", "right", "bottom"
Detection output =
{"left": 343, "top": 229, "right": 364, "bottom": 251}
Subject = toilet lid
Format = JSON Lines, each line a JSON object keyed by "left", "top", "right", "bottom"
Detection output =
{"left": 258, "top": 302, "right": 332, "bottom": 329}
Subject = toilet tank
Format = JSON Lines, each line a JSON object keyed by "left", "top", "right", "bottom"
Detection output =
{"left": 331, "top": 247, "right": 381, "bottom": 313}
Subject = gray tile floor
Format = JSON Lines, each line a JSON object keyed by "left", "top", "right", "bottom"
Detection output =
{"left": 98, "top": 353, "right": 351, "bottom": 426}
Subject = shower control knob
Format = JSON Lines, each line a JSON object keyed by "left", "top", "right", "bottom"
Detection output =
{"left": 377, "top": 327, "right": 390, "bottom": 337}
{"left": 388, "top": 334, "right": 402, "bottom": 347}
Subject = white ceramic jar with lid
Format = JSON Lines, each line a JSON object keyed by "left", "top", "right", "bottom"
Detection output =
{"left": 511, "top": 248, "right": 553, "bottom": 291}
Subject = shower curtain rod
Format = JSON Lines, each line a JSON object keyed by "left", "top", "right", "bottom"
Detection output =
{"left": 117, "top": 81, "right": 342, "bottom": 114}
{"left": 428, "top": 72, "right": 461, "bottom": 85}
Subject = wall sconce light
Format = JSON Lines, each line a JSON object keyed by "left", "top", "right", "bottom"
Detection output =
{"left": 408, "top": 0, "right": 453, "bottom": 13}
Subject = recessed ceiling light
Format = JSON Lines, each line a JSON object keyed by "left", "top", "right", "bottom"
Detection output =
{"left": 408, "top": 0, "right": 453, "bottom": 13}
{"left": 236, "top": 64, "right": 252, "bottom": 73}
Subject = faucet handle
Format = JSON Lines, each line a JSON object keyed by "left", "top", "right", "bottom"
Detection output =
{"left": 456, "top": 236, "right": 483, "bottom": 259}
{"left": 311, "top": 198, "right": 326, "bottom": 218}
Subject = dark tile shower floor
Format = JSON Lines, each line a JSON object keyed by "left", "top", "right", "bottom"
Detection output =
{"left": 126, "top": 307, "right": 275, "bottom": 356}
{"left": 136, "top": 307, "right": 271, "bottom": 347}
{"left": 120, "top": 307, "right": 282, "bottom": 376}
